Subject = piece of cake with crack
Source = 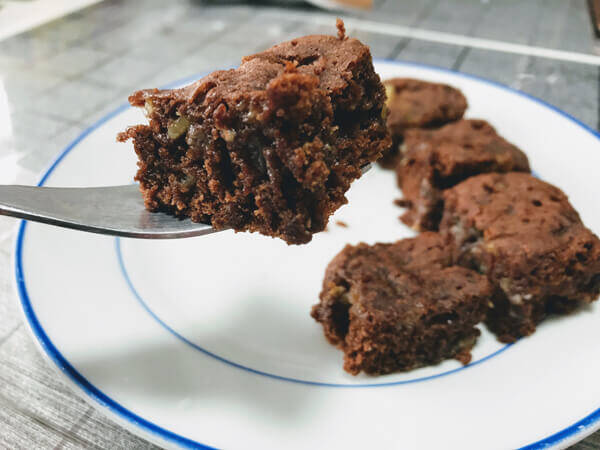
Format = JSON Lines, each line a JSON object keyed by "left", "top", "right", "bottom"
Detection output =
{"left": 311, "top": 232, "right": 492, "bottom": 375}
{"left": 440, "top": 172, "right": 600, "bottom": 342}
{"left": 396, "top": 119, "right": 530, "bottom": 231}
{"left": 379, "top": 78, "right": 468, "bottom": 169}
{"left": 118, "top": 21, "right": 391, "bottom": 245}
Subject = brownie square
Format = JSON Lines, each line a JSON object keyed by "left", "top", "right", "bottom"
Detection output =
{"left": 397, "top": 119, "right": 530, "bottom": 231}
{"left": 379, "top": 78, "right": 467, "bottom": 168}
{"left": 440, "top": 172, "right": 600, "bottom": 342}
{"left": 118, "top": 23, "right": 391, "bottom": 245}
{"left": 311, "top": 232, "right": 491, "bottom": 375}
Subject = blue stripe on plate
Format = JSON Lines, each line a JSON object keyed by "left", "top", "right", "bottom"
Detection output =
{"left": 115, "top": 236, "right": 512, "bottom": 387}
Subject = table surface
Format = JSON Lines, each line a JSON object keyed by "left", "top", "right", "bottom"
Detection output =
{"left": 0, "top": 0, "right": 599, "bottom": 448}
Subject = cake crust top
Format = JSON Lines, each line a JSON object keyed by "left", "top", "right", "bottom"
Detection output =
{"left": 401, "top": 119, "right": 531, "bottom": 181}
{"left": 441, "top": 172, "right": 598, "bottom": 263}
{"left": 129, "top": 33, "right": 372, "bottom": 109}
{"left": 323, "top": 233, "right": 491, "bottom": 321}
{"left": 384, "top": 78, "right": 468, "bottom": 136}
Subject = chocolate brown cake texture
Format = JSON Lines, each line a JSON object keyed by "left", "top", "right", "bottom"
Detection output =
{"left": 440, "top": 172, "right": 600, "bottom": 342}
{"left": 396, "top": 119, "right": 530, "bottom": 231}
{"left": 379, "top": 78, "right": 468, "bottom": 169}
{"left": 311, "top": 232, "right": 491, "bottom": 375}
{"left": 118, "top": 22, "right": 391, "bottom": 245}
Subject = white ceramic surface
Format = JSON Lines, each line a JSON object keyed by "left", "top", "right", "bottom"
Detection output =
{"left": 14, "top": 61, "right": 600, "bottom": 449}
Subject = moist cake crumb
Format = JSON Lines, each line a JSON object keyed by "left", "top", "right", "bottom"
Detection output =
{"left": 336, "top": 17, "right": 346, "bottom": 40}
{"left": 311, "top": 232, "right": 491, "bottom": 375}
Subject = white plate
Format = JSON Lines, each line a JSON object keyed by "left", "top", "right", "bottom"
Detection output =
{"left": 14, "top": 60, "right": 600, "bottom": 449}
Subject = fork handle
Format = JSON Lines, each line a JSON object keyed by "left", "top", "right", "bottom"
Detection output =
{"left": 0, "top": 184, "right": 140, "bottom": 231}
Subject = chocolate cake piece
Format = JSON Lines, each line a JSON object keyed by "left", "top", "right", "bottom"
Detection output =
{"left": 118, "top": 22, "right": 391, "bottom": 245}
{"left": 397, "top": 119, "right": 530, "bottom": 231}
{"left": 440, "top": 172, "right": 600, "bottom": 342}
{"left": 379, "top": 78, "right": 467, "bottom": 168}
{"left": 311, "top": 232, "right": 491, "bottom": 375}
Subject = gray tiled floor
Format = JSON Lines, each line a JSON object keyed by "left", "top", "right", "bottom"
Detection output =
{"left": 1, "top": 0, "right": 599, "bottom": 448}
{"left": 33, "top": 46, "right": 113, "bottom": 78}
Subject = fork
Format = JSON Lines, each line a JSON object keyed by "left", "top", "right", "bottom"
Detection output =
{"left": 0, "top": 164, "right": 371, "bottom": 239}
{"left": 0, "top": 184, "right": 214, "bottom": 239}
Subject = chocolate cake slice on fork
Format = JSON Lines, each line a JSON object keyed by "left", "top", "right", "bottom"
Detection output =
{"left": 118, "top": 21, "right": 391, "bottom": 244}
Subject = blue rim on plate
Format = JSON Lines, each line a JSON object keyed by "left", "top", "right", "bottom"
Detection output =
{"left": 13, "top": 59, "right": 600, "bottom": 449}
